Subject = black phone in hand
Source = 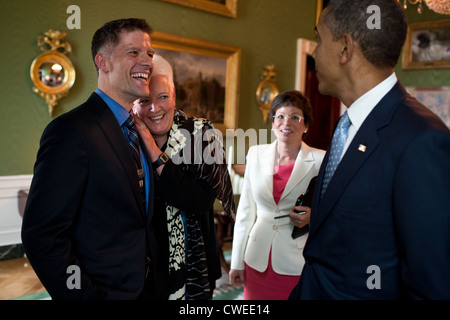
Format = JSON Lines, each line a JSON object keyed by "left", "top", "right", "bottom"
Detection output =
{"left": 291, "top": 176, "right": 317, "bottom": 239}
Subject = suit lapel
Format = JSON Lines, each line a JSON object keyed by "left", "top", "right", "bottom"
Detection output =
{"left": 279, "top": 142, "right": 314, "bottom": 202}
{"left": 89, "top": 93, "right": 146, "bottom": 219}
{"left": 317, "top": 120, "right": 379, "bottom": 219}
{"left": 259, "top": 141, "right": 277, "bottom": 203}
{"left": 308, "top": 82, "right": 406, "bottom": 239}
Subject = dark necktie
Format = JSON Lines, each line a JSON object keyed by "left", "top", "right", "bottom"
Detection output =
{"left": 124, "top": 115, "right": 145, "bottom": 207}
{"left": 321, "top": 111, "right": 351, "bottom": 197}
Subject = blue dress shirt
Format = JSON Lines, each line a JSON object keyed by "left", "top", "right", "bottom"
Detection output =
{"left": 95, "top": 88, "right": 151, "bottom": 215}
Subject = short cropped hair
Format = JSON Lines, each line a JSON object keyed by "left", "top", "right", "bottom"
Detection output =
{"left": 91, "top": 18, "right": 153, "bottom": 72}
{"left": 324, "top": 0, "right": 407, "bottom": 68}
{"left": 269, "top": 90, "right": 313, "bottom": 127}
{"left": 151, "top": 54, "right": 175, "bottom": 91}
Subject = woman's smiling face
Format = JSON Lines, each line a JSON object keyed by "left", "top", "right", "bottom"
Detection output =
{"left": 133, "top": 74, "right": 176, "bottom": 140}
{"left": 271, "top": 105, "right": 307, "bottom": 144}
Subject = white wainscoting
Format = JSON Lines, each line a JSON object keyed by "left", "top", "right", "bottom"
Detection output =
{"left": 0, "top": 175, "right": 32, "bottom": 246}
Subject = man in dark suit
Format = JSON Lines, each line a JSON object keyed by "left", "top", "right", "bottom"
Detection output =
{"left": 21, "top": 18, "right": 167, "bottom": 299}
{"left": 290, "top": 0, "right": 450, "bottom": 299}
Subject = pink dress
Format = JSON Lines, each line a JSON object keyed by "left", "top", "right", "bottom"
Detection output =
{"left": 244, "top": 163, "right": 301, "bottom": 300}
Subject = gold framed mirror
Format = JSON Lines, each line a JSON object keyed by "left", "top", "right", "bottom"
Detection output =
{"left": 256, "top": 65, "right": 278, "bottom": 123}
{"left": 30, "top": 30, "right": 76, "bottom": 116}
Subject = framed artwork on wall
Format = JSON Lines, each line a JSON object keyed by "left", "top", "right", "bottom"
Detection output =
{"left": 402, "top": 18, "right": 450, "bottom": 70}
{"left": 406, "top": 86, "right": 450, "bottom": 128}
{"left": 160, "top": 0, "right": 237, "bottom": 18}
{"left": 151, "top": 31, "right": 241, "bottom": 135}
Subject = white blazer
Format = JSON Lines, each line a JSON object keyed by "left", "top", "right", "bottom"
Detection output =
{"left": 230, "top": 141, "right": 325, "bottom": 275}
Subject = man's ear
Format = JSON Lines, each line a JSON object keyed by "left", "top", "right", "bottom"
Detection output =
{"left": 340, "top": 33, "right": 354, "bottom": 64}
{"left": 95, "top": 53, "right": 109, "bottom": 73}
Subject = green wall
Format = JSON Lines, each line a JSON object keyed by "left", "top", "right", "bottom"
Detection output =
{"left": 0, "top": 0, "right": 448, "bottom": 176}
{"left": 0, "top": 0, "right": 317, "bottom": 175}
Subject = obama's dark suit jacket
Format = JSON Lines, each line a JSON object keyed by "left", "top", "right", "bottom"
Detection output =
{"left": 290, "top": 83, "right": 450, "bottom": 299}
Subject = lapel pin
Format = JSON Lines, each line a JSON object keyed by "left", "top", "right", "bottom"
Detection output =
{"left": 358, "top": 144, "right": 367, "bottom": 152}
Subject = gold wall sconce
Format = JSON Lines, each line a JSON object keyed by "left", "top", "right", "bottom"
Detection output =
{"left": 30, "top": 30, "right": 76, "bottom": 116}
{"left": 256, "top": 64, "right": 279, "bottom": 123}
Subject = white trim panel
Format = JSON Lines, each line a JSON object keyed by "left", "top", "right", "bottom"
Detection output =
{"left": 0, "top": 175, "right": 32, "bottom": 246}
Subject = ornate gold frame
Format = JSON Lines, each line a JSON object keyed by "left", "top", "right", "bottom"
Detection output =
{"left": 152, "top": 31, "right": 241, "bottom": 134}
{"left": 30, "top": 30, "right": 76, "bottom": 116}
{"left": 256, "top": 65, "right": 279, "bottom": 123}
{"left": 402, "top": 18, "right": 450, "bottom": 70}
{"left": 160, "top": 0, "right": 237, "bottom": 18}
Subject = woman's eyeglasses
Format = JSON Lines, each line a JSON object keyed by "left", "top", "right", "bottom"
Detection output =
{"left": 273, "top": 114, "right": 303, "bottom": 123}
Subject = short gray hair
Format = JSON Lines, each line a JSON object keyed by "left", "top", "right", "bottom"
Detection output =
{"left": 151, "top": 54, "right": 174, "bottom": 91}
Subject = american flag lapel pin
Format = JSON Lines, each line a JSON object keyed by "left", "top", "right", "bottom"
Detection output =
{"left": 358, "top": 144, "right": 367, "bottom": 152}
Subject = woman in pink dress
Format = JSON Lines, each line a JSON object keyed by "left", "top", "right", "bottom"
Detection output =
{"left": 229, "top": 91, "right": 325, "bottom": 299}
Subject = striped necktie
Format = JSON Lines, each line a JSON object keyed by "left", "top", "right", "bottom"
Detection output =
{"left": 321, "top": 111, "right": 351, "bottom": 197}
{"left": 123, "top": 115, "right": 145, "bottom": 206}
